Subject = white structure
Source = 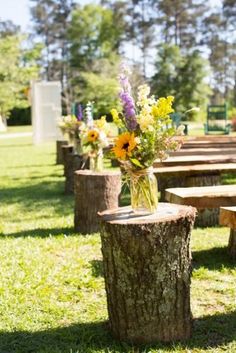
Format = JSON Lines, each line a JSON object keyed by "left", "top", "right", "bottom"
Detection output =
{"left": 31, "top": 81, "right": 62, "bottom": 144}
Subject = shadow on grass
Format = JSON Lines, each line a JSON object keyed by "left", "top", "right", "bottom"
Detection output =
{"left": 2, "top": 227, "right": 76, "bottom": 238}
{"left": 192, "top": 246, "right": 235, "bottom": 270}
{"left": 90, "top": 259, "right": 104, "bottom": 277}
{"left": 1, "top": 180, "right": 73, "bottom": 217}
{"left": 0, "top": 311, "right": 235, "bottom": 353}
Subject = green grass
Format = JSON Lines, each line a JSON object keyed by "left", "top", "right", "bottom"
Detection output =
{"left": 0, "top": 125, "right": 32, "bottom": 134}
{"left": 0, "top": 133, "right": 235, "bottom": 353}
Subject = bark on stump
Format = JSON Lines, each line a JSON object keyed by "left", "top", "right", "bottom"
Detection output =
{"left": 74, "top": 170, "right": 121, "bottom": 234}
{"left": 63, "top": 146, "right": 89, "bottom": 194}
{"left": 98, "top": 203, "right": 196, "bottom": 344}
{"left": 56, "top": 140, "right": 68, "bottom": 164}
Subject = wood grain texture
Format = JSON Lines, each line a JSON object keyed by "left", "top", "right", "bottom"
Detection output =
{"left": 220, "top": 207, "right": 236, "bottom": 229}
{"left": 154, "top": 155, "right": 236, "bottom": 167}
{"left": 165, "top": 185, "right": 236, "bottom": 208}
{"left": 74, "top": 170, "right": 121, "bottom": 234}
{"left": 99, "top": 203, "right": 196, "bottom": 344}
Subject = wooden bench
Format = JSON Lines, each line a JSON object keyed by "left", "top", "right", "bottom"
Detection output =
{"left": 204, "top": 104, "right": 231, "bottom": 135}
{"left": 165, "top": 184, "right": 236, "bottom": 227}
{"left": 154, "top": 154, "right": 236, "bottom": 167}
{"left": 154, "top": 163, "right": 236, "bottom": 201}
{"left": 219, "top": 207, "right": 236, "bottom": 259}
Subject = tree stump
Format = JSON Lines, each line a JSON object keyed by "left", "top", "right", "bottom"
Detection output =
{"left": 219, "top": 206, "right": 236, "bottom": 259}
{"left": 56, "top": 140, "right": 68, "bottom": 164}
{"left": 65, "top": 154, "right": 89, "bottom": 195}
{"left": 98, "top": 203, "right": 196, "bottom": 344}
{"left": 74, "top": 170, "right": 121, "bottom": 234}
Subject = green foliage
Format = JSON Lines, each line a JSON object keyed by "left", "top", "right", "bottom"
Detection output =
{"left": 0, "top": 132, "right": 235, "bottom": 352}
{"left": 151, "top": 44, "right": 212, "bottom": 119}
{"left": 77, "top": 58, "right": 121, "bottom": 117}
{"left": 0, "top": 35, "right": 41, "bottom": 118}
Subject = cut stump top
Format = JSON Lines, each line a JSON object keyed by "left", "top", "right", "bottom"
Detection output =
{"left": 219, "top": 206, "right": 236, "bottom": 229}
{"left": 166, "top": 184, "right": 236, "bottom": 208}
{"left": 98, "top": 202, "right": 196, "bottom": 225}
{"left": 74, "top": 170, "right": 121, "bottom": 177}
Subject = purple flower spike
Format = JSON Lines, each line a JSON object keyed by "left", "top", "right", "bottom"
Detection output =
{"left": 77, "top": 104, "right": 83, "bottom": 121}
{"left": 119, "top": 63, "right": 137, "bottom": 131}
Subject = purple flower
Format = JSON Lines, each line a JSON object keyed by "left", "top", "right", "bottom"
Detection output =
{"left": 119, "top": 63, "right": 137, "bottom": 131}
{"left": 77, "top": 104, "right": 83, "bottom": 121}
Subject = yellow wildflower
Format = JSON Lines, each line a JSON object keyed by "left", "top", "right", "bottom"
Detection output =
{"left": 113, "top": 132, "right": 137, "bottom": 160}
{"left": 87, "top": 129, "right": 99, "bottom": 142}
{"left": 152, "top": 96, "right": 174, "bottom": 118}
{"left": 111, "top": 109, "right": 123, "bottom": 128}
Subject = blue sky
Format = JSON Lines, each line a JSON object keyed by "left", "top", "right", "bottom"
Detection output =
{"left": 0, "top": 0, "right": 96, "bottom": 31}
{"left": 0, "top": 0, "right": 221, "bottom": 32}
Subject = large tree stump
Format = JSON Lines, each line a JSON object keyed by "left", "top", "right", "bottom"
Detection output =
{"left": 219, "top": 206, "right": 236, "bottom": 259}
{"left": 98, "top": 203, "right": 196, "bottom": 344}
{"left": 63, "top": 146, "right": 89, "bottom": 194}
{"left": 74, "top": 170, "right": 121, "bottom": 234}
{"left": 56, "top": 140, "right": 68, "bottom": 164}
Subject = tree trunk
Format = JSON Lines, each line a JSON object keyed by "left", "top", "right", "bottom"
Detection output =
{"left": 74, "top": 170, "right": 121, "bottom": 234}
{"left": 56, "top": 140, "right": 68, "bottom": 165}
{"left": 99, "top": 203, "right": 196, "bottom": 344}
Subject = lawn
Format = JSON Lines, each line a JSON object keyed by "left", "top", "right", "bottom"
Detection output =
{"left": 0, "top": 134, "right": 235, "bottom": 353}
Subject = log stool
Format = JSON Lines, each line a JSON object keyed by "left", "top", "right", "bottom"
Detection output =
{"left": 62, "top": 146, "right": 89, "bottom": 194}
{"left": 98, "top": 203, "right": 196, "bottom": 344}
{"left": 219, "top": 206, "right": 236, "bottom": 259}
{"left": 56, "top": 139, "right": 68, "bottom": 164}
{"left": 74, "top": 170, "right": 121, "bottom": 234}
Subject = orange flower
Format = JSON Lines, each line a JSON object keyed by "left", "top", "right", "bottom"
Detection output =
{"left": 87, "top": 129, "right": 99, "bottom": 142}
{"left": 113, "top": 132, "right": 137, "bottom": 160}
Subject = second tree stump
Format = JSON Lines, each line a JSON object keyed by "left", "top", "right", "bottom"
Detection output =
{"left": 74, "top": 170, "right": 121, "bottom": 234}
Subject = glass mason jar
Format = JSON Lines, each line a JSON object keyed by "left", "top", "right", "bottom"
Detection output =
{"left": 130, "top": 167, "right": 158, "bottom": 214}
{"left": 89, "top": 148, "right": 103, "bottom": 172}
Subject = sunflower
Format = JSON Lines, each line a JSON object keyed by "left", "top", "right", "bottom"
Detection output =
{"left": 113, "top": 132, "right": 137, "bottom": 160}
{"left": 87, "top": 129, "right": 99, "bottom": 142}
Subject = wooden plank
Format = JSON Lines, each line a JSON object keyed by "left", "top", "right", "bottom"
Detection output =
{"left": 170, "top": 148, "right": 236, "bottom": 156}
{"left": 219, "top": 207, "right": 236, "bottom": 229}
{"left": 154, "top": 155, "right": 236, "bottom": 167}
{"left": 154, "top": 163, "right": 236, "bottom": 177}
{"left": 165, "top": 184, "right": 236, "bottom": 208}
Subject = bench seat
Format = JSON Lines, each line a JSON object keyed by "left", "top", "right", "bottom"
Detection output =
{"left": 165, "top": 184, "right": 236, "bottom": 227}
{"left": 219, "top": 207, "right": 236, "bottom": 259}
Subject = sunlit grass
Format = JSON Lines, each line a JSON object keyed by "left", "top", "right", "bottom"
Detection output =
{"left": 0, "top": 132, "right": 235, "bottom": 353}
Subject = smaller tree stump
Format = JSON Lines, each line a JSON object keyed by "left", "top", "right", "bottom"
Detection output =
{"left": 98, "top": 203, "right": 196, "bottom": 344}
{"left": 56, "top": 140, "right": 68, "bottom": 164}
{"left": 64, "top": 150, "right": 89, "bottom": 194}
{"left": 74, "top": 170, "right": 121, "bottom": 234}
{"left": 219, "top": 207, "right": 236, "bottom": 259}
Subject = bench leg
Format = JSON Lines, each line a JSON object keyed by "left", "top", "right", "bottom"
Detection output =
{"left": 228, "top": 229, "right": 236, "bottom": 260}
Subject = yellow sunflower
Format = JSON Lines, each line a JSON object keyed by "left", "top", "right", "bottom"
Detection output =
{"left": 113, "top": 132, "right": 137, "bottom": 160}
{"left": 87, "top": 129, "right": 99, "bottom": 142}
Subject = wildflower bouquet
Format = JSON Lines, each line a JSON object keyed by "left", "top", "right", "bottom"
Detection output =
{"left": 111, "top": 64, "right": 182, "bottom": 213}
{"left": 57, "top": 102, "right": 94, "bottom": 155}
{"left": 80, "top": 116, "right": 110, "bottom": 171}
{"left": 58, "top": 114, "right": 81, "bottom": 147}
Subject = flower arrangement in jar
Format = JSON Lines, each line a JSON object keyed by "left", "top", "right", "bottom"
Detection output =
{"left": 111, "top": 63, "right": 182, "bottom": 214}
{"left": 80, "top": 115, "right": 110, "bottom": 172}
